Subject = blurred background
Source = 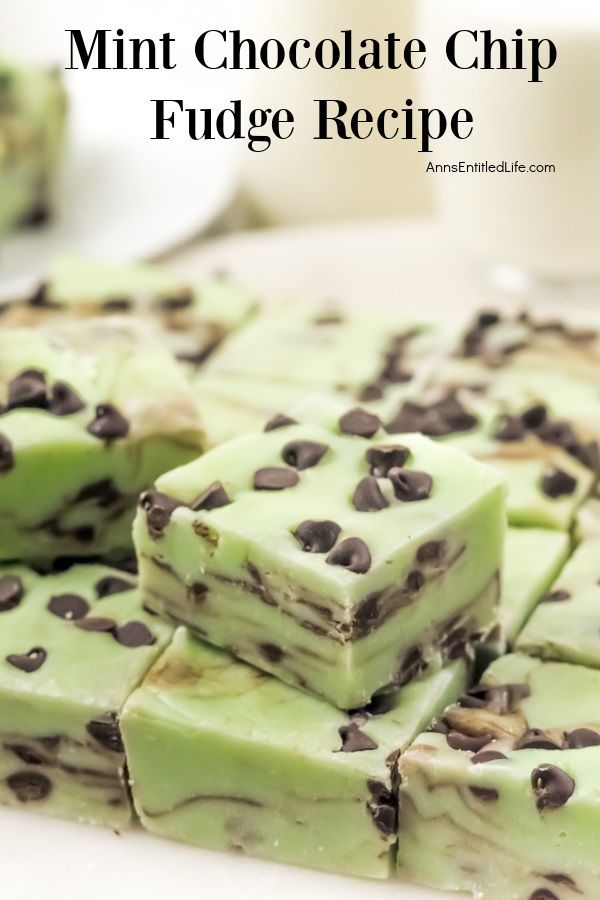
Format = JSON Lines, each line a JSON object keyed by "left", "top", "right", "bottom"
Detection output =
{"left": 1, "top": 0, "right": 599, "bottom": 303}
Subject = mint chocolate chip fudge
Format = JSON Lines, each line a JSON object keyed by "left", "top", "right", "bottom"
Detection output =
{"left": 0, "top": 319, "right": 204, "bottom": 562}
{"left": 0, "top": 64, "right": 67, "bottom": 233}
{"left": 0, "top": 562, "right": 172, "bottom": 828}
{"left": 133, "top": 409, "right": 504, "bottom": 709}
{"left": 397, "top": 653, "right": 600, "bottom": 900}
{"left": 3, "top": 257, "right": 257, "bottom": 368}
{"left": 122, "top": 627, "right": 468, "bottom": 878}
{"left": 517, "top": 538, "right": 600, "bottom": 669}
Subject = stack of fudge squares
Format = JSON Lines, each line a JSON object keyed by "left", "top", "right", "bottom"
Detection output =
{"left": 0, "top": 256, "right": 599, "bottom": 899}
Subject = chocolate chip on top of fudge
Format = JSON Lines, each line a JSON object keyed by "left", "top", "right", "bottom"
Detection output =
{"left": 134, "top": 409, "right": 505, "bottom": 708}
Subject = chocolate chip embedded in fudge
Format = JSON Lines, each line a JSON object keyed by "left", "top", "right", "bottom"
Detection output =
{"left": 121, "top": 627, "right": 468, "bottom": 879}
{"left": 0, "top": 562, "right": 172, "bottom": 828}
{"left": 397, "top": 653, "right": 600, "bottom": 899}
{"left": 133, "top": 415, "right": 505, "bottom": 709}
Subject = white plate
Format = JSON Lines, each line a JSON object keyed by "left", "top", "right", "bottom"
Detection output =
{"left": 0, "top": 75, "right": 238, "bottom": 298}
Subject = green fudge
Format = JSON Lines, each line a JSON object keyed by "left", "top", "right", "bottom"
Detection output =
{"left": 0, "top": 562, "right": 172, "bottom": 828}
{"left": 122, "top": 627, "right": 468, "bottom": 878}
{"left": 0, "top": 64, "right": 67, "bottom": 234}
{"left": 397, "top": 652, "right": 600, "bottom": 900}
{"left": 3, "top": 256, "right": 257, "bottom": 367}
{"left": 517, "top": 538, "right": 600, "bottom": 669}
{"left": 501, "top": 528, "right": 570, "bottom": 645}
{"left": 134, "top": 411, "right": 504, "bottom": 709}
{"left": 0, "top": 319, "right": 204, "bottom": 562}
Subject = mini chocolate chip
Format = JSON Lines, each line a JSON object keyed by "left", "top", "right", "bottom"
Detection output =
{"left": 76, "top": 479, "right": 122, "bottom": 508}
{"left": 95, "top": 575, "right": 134, "bottom": 599}
{"left": 522, "top": 404, "right": 548, "bottom": 430}
{"left": 48, "top": 381, "right": 86, "bottom": 416}
{"left": 86, "top": 403, "right": 129, "bottom": 441}
{"left": 7, "top": 771, "right": 52, "bottom": 802}
{"left": 385, "top": 393, "right": 478, "bottom": 437}
{"left": 404, "top": 570, "right": 425, "bottom": 595}
{"left": 543, "top": 874, "right": 577, "bottom": 888}
{"left": 563, "top": 728, "right": 600, "bottom": 749}
{"left": 339, "top": 408, "right": 381, "bottom": 438}
{"left": 350, "top": 692, "right": 397, "bottom": 718}
{"left": 395, "top": 646, "right": 426, "bottom": 686}
{"left": 190, "top": 481, "right": 231, "bottom": 511}
{"left": 358, "top": 383, "right": 384, "bottom": 402}
{"left": 102, "top": 297, "right": 133, "bottom": 312}
{"left": 477, "top": 310, "right": 501, "bottom": 328}
{"left": 27, "top": 282, "right": 54, "bottom": 308}
{"left": 416, "top": 540, "right": 447, "bottom": 567}
{"left": 366, "top": 445, "right": 411, "bottom": 477}
{"left": 253, "top": 467, "right": 299, "bottom": 491}
{"left": 515, "top": 729, "right": 561, "bottom": 751}
{"left": 7, "top": 369, "right": 48, "bottom": 410}
{"left": 494, "top": 415, "right": 526, "bottom": 442}
{"left": 530, "top": 891, "right": 558, "bottom": 900}
{"left": 541, "top": 589, "right": 571, "bottom": 603}
{"left": 6, "top": 744, "right": 47, "bottom": 765}
{"left": 114, "top": 621, "right": 156, "bottom": 648}
{"left": 541, "top": 468, "right": 577, "bottom": 499}
{"left": 281, "top": 440, "right": 329, "bottom": 470}
{"left": 6, "top": 647, "right": 47, "bottom": 673}
{"left": 338, "top": 722, "right": 378, "bottom": 752}
{"left": 264, "top": 413, "right": 298, "bottom": 432}
{"left": 471, "top": 751, "right": 507, "bottom": 764}
{"left": 0, "top": 575, "right": 25, "bottom": 612}
{"left": 326, "top": 537, "right": 372, "bottom": 574}
{"left": 159, "top": 292, "right": 193, "bottom": 310}
{"left": 75, "top": 617, "right": 117, "bottom": 633}
{"left": 389, "top": 468, "right": 433, "bottom": 502}
{"left": 468, "top": 785, "right": 499, "bottom": 802}
{"left": 86, "top": 712, "right": 124, "bottom": 753}
{"left": 531, "top": 764, "right": 575, "bottom": 811}
{"left": 140, "top": 491, "right": 184, "bottom": 539}
{"left": 259, "top": 642, "right": 284, "bottom": 663}
{"left": 47, "top": 593, "right": 90, "bottom": 621}
{"left": 0, "top": 434, "right": 14, "bottom": 472}
{"left": 446, "top": 731, "right": 493, "bottom": 753}
{"left": 352, "top": 476, "right": 389, "bottom": 512}
{"left": 293, "top": 520, "right": 341, "bottom": 553}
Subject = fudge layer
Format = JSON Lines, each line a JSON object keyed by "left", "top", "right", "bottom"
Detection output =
{"left": 122, "top": 627, "right": 468, "bottom": 878}
{"left": 517, "top": 538, "right": 600, "bottom": 669}
{"left": 501, "top": 528, "right": 570, "bottom": 646}
{"left": 134, "top": 412, "right": 504, "bottom": 708}
{"left": 2, "top": 256, "right": 257, "bottom": 367}
{"left": 0, "top": 319, "right": 204, "bottom": 562}
{"left": 0, "top": 64, "right": 67, "bottom": 233}
{"left": 0, "top": 562, "right": 172, "bottom": 827}
{"left": 397, "top": 653, "right": 600, "bottom": 899}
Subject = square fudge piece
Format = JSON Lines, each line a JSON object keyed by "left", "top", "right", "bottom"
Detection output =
{"left": 0, "top": 562, "right": 172, "bottom": 828}
{"left": 122, "top": 627, "right": 468, "bottom": 878}
{"left": 501, "top": 528, "right": 570, "bottom": 645}
{"left": 0, "top": 319, "right": 204, "bottom": 563}
{"left": 397, "top": 653, "right": 600, "bottom": 900}
{"left": 0, "top": 64, "right": 67, "bottom": 234}
{"left": 517, "top": 538, "right": 600, "bottom": 669}
{"left": 134, "top": 409, "right": 505, "bottom": 709}
{"left": 206, "top": 302, "right": 444, "bottom": 406}
{"left": 3, "top": 256, "right": 257, "bottom": 367}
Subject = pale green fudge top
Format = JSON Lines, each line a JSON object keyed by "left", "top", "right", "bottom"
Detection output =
{"left": 205, "top": 302, "right": 444, "bottom": 400}
{"left": 124, "top": 627, "right": 468, "bottom": 779}
{"left": 4, "top": 257, "right": 257, "bottom": 366}
{"left": 143, "top": 416, "right": 505, "bottom": 605}
{"left": 0, "top": 319, "right": 204, "bottom": 453}
{"left": 501, "top": 528, "right": 570, "bottom": 644}
{"left": 516, "top": 538, "right": 600, "bottom": 668}
{"left": 0, "top": 563, "right": 172, "bottom": 719}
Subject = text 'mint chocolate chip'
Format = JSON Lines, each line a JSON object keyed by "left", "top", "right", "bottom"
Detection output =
{"left": 339, "top": 408, "right": 381, "bottom": 438}
{"left": 0, "top": 433, "right": 14, "bottom": 472}
{"left": 293, "top": 520, "right": 341, "bottom": 553}
{"left": 48, "top": 381, "right": 86, "bottom": 416}
{"left": 281, "top": 440, "right": 329, "bottom": 470}
{"left": 389, "top": 468, "right": 433, "bottom": 502}
{"left": 86, "top": 711, "right": 124, "bottom": 753}
{"left": 253, "top": 467, "right": 300, "bottom": 491}
{"left": 352, "top": 476, "right": 389, "bottom": 512}
{"left": 326, "top": 537, "right": 372, "bottom": 574}
{"left": 531, "top": 764, "right": 575, "bottom": 811}
{"left": 140, "top": 491, "right": 184, "bottom": 539}
{"left": 6, "top": 647, "right": 47, "bottom": 673}
{"left": 366, "top": 445, "right": 410, "bottom": 477}
{"left": 95, "top": 575, "right": 134, "bottom": 599}
{"left": 190, "top": 481, "right": 231, "bottom": 511}
{"left": 264, "top": 413, "right": 298, "bottom": 432}
{"left": 87, "top": 403, "right": 130, "bottom": 441}
{"left": 0, "top": 574, "right": 25, "bottom": 612}
{"left": 47, "top": 593, "right": 90, "bottom": 621}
